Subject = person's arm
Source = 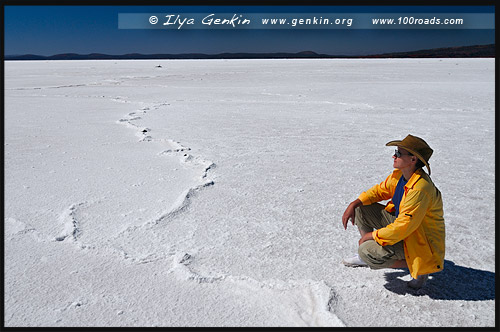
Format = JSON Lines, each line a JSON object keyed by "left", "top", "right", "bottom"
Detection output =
{"left": 358, "top": 172, "right": 396, "bottom": 206}
{"left": 342, "top": 171, "right": 398, "bottom": 230}
{"left": 358, "top": 231, "right": 374, "bottom": 245}
{"left": 342, "top": 198, "right": 362, "bottom": 230}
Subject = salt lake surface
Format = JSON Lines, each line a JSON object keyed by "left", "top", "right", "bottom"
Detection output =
{"left": 4, "top": 58, "right": 495, "bottom": 327}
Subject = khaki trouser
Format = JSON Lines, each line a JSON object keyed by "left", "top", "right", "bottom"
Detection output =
{"left": 355, "top": 203, "right": 406, "bottom": 269}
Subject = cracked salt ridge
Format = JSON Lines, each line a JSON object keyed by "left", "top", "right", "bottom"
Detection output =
{"left": 117, "top": 101, "right": 215, "bottom": 211}
{"left": 168, "top": 252, "right": 345, "bottom": 327}
{"left": 114, "top": 102, "right": 216, "bottom": 229}
{"left": 51, "top": 100, "right": 216, "bottom": 252}
{"left": 55, "top": 298, "right": 89, "bottom": 313}
{"left": 55, "top": 203, "right": 85, "bottom": 242}
{"left": 5, "top": 217, "right": 47, "bottom": 242}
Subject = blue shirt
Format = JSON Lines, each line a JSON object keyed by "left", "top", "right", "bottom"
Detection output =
{"left": 392, "top": 176, "right": 408, "bottom": 216}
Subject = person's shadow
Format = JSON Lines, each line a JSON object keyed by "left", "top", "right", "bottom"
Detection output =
{"left": 383, "top": 260, "right": 495, "bottom": 300}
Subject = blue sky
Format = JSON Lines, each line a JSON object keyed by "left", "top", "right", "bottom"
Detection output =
{"left": 3, "top": 5, "right": 495, "bottom": 56}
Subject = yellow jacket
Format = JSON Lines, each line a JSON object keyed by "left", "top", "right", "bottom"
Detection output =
{"left": 358, "top": 169, "right": 445, "bottom": 278}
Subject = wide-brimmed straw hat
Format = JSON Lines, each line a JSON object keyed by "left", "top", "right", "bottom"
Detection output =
{"left": 386, "top": 134, "right": 433, "bottom": 175}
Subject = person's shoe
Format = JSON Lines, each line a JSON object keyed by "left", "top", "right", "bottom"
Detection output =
{"left": 408, "top": 274, "right": 429, "bottom": 289}
{"left": 342, "top": 254, "right": 368, "bottom": 267}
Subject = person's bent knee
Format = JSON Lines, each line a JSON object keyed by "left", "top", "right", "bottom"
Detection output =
{"left": 354, "top": 206, "right": 373, "bottom": 233}
{"left": 358, "top": 240, "right": 397, "bottom": 269}
{"left": 354, "top": 204, "right": 387, "bottom": 233}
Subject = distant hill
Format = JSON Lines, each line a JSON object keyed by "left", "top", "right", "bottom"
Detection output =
{"left": 4, "top": 44, "right": 494, "bottom": 60}
{"left": 361, "top": 44, "right": 495, "bottom": 58}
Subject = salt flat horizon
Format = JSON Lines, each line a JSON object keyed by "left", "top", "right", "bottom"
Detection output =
{"left": 4, "top": 58, "right": 495, "bottom": 327}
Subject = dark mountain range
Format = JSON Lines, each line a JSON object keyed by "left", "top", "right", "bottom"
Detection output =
{"left": 4, "top": 44, "right": 494, "bottom": 60}
{"left": 361, "top": 44, "right": 495, "bottom": 58}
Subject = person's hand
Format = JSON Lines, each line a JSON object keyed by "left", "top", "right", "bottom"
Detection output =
{"left": 358, "top": 232, "right": 374, "bottom": 246}
{"left": 342, "top": 199, "right": 362, "bottom": 230}
{"left": 342, "top": 206, "right": 355, "bottom": 230}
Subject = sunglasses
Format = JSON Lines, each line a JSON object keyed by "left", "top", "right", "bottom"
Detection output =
{"left": 394, "top": 149, "right": 413, "bottom": 158}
